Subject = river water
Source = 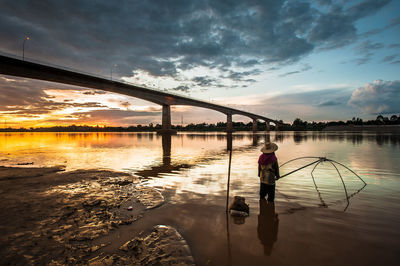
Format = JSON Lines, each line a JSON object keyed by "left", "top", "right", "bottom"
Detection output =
{"left": 1, "top": 131, "right": 399, "bottom": 265}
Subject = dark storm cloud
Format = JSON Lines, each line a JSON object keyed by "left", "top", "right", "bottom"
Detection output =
{"left": 348, "top": 80, "right": 400, "bottom": 114}
{"left": 346, "top": 0, "right": 390, "bottom": 20}
{"left": 309, "top": 0, "right": 390, "bottom": 49}
{"left": 0, "top": 0, "right": 392, "bottom": 89}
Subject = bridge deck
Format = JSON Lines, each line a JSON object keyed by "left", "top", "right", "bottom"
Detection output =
{"left": 0, "top": 54, "right": 279, "bottom": 124}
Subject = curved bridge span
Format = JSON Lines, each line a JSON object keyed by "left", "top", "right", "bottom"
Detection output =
{"left": 0, "top": 54, "right": 280, "bottom": 133}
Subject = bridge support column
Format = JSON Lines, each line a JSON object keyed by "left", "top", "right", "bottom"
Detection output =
{"left": 157, "top": 105, "right": 177, "bottom": 134}
{"left": 252, "top": 119, "right": 258, "bottom": 132}
{"left": 226, "top": 114, "right": 233, "bottom": 132}
{"left": 275, "top": 123, "right": 279, "bottom": 131}
{"left": 265, "top": 122, "right": 270, "bottom": 132}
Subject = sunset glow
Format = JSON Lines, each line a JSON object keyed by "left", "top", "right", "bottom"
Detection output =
{"left": 1, "top": 1, "right": 399, "bottom": 127}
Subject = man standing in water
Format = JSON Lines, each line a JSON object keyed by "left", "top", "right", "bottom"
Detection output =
{"left": 258, "top": 142, "right": 280, "bottom": 201}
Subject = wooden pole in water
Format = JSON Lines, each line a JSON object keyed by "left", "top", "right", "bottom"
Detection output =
{"left": 226, "top": 149, "right": 232, "bottom": 213}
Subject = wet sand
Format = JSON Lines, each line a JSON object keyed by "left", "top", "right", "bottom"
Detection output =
{"left": 1, "top": 166, "right": 399, "bottom": 265}
{"left": 0, "top": 166, "right": 192, "bottom": 265}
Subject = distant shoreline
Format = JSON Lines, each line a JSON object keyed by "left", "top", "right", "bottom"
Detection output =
{"left": 323, "top": 125, "right": 400, "bottom": 132}
{"left": 1, "top": 124, "right": 400, "bottom": 133}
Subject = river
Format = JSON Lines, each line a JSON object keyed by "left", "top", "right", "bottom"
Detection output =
{"left": 1, "top": 131, "right": 399, "bottom": 265}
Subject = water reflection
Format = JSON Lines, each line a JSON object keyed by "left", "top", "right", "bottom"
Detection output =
{"left": 134, "top": 133, "right": 260, "bottom": 179}
{"left": 257, "top": 199, "right": 279, "bottom": 256}
{"left": 162, "top": 134, "right": 171, "bottom": 166}
{"left": 271, "top": 131, "right": 400, "bottom": 146}
{"left": 134, "top": 134, "right": 191, "bottom": 178}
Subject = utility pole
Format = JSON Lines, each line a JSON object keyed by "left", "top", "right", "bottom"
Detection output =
{"left": 22, "top": 36, "right": 30, "bottom": 61}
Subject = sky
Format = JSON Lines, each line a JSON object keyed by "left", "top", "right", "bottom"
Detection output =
{"left": 0, "top": 0, "right": 399, "bottom": 128}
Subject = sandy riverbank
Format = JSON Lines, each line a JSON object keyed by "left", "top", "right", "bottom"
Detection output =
{"left": 0, "top": 166, "right": 194, "bottom": 265}
{"left": 1, "top": 165, "right": 399, "bottom": 266}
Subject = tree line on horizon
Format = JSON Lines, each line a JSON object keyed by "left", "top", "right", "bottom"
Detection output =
{"left": 0, "top": 115, "right": 399, "bottom": 132}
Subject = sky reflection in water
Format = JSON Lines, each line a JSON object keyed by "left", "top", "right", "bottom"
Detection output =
{"left": 1, "top": 132, "right": 399, "bottom": 205}
{"left": 1, "top": 131, "right": 400, "bottom": 264}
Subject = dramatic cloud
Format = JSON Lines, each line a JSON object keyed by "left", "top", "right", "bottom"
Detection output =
{"left": 0, "top": 77, "right": 162, "bottom": 127}
{"left": 0, "top": 0, "right": 392, "bottom": 90}
{"left": 0, "top": 0, "right": 398, "bottom": 126}
{"left": 348, "top": 80, "right": 400, "bottom": 114}
{"left": 0, "top": 77, "right": 47, "bottom": 107}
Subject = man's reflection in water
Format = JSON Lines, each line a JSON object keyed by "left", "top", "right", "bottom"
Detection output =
{"left": 257, "top": 199, "right": 279, "bottom": 256}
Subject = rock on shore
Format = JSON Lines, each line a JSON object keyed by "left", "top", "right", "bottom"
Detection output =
{"left": 89, "top": 225, "right": 195, "bottom": 265}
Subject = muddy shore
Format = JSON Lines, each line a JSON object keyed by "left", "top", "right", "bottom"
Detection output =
{"left": 1, "top": 165, "right": 399, "bottom": 266}
{"left": 0, "top": 166, "right": 193, "bottom": 265}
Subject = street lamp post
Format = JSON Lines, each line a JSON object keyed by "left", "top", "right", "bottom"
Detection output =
{"left": 22, "top": 36, "right": 30, "bottom": 61}
{"left": 110, "top": 64, "right": 118, "bottom": 80}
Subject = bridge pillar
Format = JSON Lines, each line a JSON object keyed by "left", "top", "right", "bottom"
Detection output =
{"left": 162, "top": 105, "right": 171, "bottom": 130}
{"left": 252, "top": 119, "right": 258, "bottom": 132}
{"left": 157, "top": 105, "right": 177, "bottom": 134}
{"left": 226, "top": 114, "right": 233, "bottom": 132}
{"left": 275, "top": 123, "right": 279, "bottom": 131}
{"left": 265, "top": 121, "right": 270, "bottom": 132}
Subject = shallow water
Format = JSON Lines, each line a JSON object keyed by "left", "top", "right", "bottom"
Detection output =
{"left": 1, "top": 131, "right": 400, "bottom": 265}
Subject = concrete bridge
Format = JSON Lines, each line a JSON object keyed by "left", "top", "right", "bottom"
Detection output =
{"left": 0, "top": 54, "right": 281, "bottom": 133}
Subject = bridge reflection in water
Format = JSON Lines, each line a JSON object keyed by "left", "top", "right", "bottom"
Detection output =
{"left": 134, "top": 132, "right": 275, "bottom": 179}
